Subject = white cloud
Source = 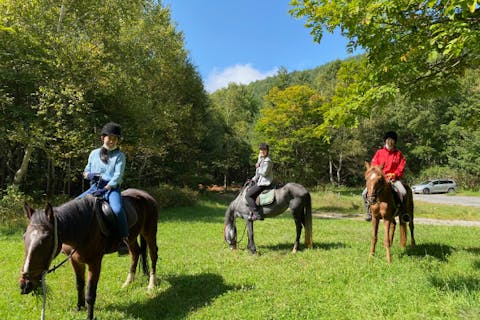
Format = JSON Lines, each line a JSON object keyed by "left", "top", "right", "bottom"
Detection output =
{"left": 205, "top": 64, "right": 278, "bottom": 93}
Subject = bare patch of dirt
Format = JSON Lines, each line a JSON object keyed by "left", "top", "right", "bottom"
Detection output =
{"left": 312, "top": 211, "right": 480, "bottom": 227}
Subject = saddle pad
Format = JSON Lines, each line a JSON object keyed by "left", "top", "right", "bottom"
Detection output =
{"left": 258, "top": 189, "right": 275, "bottom": 206}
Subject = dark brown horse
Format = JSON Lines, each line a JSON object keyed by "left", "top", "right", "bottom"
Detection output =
{"left": 19, "top": 188, "right": 158, "bottom": 320}
{"left": 364, "top": 162, "right": 415, "bottom": 263}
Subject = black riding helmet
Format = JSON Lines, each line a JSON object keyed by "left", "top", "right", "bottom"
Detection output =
{"left": 383, "top": 131, "right": 397, "bottom": 143}
{"left": 259, "top": 142, "right": 269, "bottom": 152}
{"left": 101, "top": 122, "right": 121, "bottom": 137}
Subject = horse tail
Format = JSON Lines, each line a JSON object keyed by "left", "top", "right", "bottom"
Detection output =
{"left": 139, "top": 235, "right": 149, "bottom": 276}
{"left": 303, "top": 191, "right": 313, "bottom": 249}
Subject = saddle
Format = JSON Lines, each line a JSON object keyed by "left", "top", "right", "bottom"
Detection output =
{"left": 243, "top": 185, "right": 276, "bottom": 206}
{"left": 94, "top": 197, "right": 137, "bottom": 237}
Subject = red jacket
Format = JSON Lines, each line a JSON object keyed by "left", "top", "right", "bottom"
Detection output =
{"left": 371, "top": 147, "right": 406, "bottom": 179}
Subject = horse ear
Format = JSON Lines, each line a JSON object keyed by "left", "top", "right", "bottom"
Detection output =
{"left": 45, "top": 203, "right": 55, "bottom": 223}
{"left": 23, "top": 203, "right": 35, "bottom": 220}
{"left": 379, "top": 163, "right": 384, "bottom": 170}
{"left": 364, "top": 161, "right": 370, "bottom": 170}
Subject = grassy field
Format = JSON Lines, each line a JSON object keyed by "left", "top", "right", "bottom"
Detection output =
{"left": 1, "top": 190, "right": 480, "bottom": 319}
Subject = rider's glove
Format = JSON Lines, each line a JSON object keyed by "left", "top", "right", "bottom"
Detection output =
{"left": 86, "top": 173, "right": 100, "bottom": 182}
{"left": 92, "top": 187, "right": 108, "bottom": 197}
{"left": 386, "top": 173, "right": 396, "bottom": 181}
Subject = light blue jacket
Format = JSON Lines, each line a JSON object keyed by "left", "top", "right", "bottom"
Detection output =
{"left": 253, "top": 155, "right": 273, "bottom": 186}
{"left": 83, "top": 148, "right": 126, "bottom": 188}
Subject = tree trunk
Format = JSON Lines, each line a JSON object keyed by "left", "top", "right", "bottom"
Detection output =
{"left": 336, "top": 153, "right": 343, "bottom": 185}
{"left": 328, "top": 156, "right": 335, "bottom": 184}
{"left": 13, "top": 144, "right": 34, "bottom": 186}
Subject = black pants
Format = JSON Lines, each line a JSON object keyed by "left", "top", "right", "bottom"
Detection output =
{"left": 246, "top": 184, "right": 267, "bottom": 214}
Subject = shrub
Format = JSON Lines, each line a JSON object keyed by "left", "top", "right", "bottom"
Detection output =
{"left": 0, "top": 185, "right": 32, "bottom": 231}
{"left": 145, "top": 184, "right": 198, "bottom": 209}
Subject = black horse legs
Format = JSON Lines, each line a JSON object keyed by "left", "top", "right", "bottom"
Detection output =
{"left": 246, "top": 221, "right": 257, "bottom": 254}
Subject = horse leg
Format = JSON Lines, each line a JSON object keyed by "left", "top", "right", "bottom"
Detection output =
{"left": 383, "top": 219, "right": 392, "bottom": 263}
{"left": 70, "top": 258, "right": 86, "bottom": 311}
{"left": 144, "top": 233, "right": 158, "bottom": 290}
{"left": 85, "top": 260, "right": 102, "bottom": 320}
{"left": 292, "top": 208, "right": 303, "bottom": 253}
{"left": 370, "top": 217, "right": 379, "bottom": 258}
{"left": 123, "top": 237, "right": 140, "bottom": 288}
{"left": 409, "top": 220, "right": 416, "bottom": 247}
{"left": 246, "top": 220, "right": 257, "bottom": 254}
{"left": 399, "top": 219, "right": 407, "bottom": 248}
{"left": 389, "top": 219, "right": 396, "bottom": 246}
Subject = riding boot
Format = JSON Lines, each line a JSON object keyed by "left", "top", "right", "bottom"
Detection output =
{"left": 117, "top": 237, "right": 130, "bottom": 256}
{"left": 248, "top": 209, "right": 264, "bottom": 221}
{"left": 365, "top": 205, "right": 372, "bottom": 221}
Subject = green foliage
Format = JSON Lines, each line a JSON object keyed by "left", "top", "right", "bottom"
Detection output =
{"left": 146, "top": 184, "right": 199, "bottom": 209}
{"left": 0, "top": 0, "right": 213, "bottom": 193}
{"left": 256, "top": 85, "right": 328, "bottom": 185}
{"left": 0, "top": 185, "right": 31, "bottom": 231}
{"left": 290, "top": 0, "right": 480, "bottom": 94}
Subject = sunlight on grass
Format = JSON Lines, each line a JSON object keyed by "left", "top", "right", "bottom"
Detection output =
{"left": 2, "top": 192, "right": 480, "bottom": 319}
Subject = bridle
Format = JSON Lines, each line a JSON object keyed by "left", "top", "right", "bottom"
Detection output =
{"left": 24, "top": 214, "right": 76, "bottom": 320}
{"left": 366, "top": 171, "right": 387, "bottom": 205}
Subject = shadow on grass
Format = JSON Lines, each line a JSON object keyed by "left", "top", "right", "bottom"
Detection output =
{"left": 112, "top": 273, "right": 237, "bottom": 320}
{"left": 261, "top": 241, "right": 347, "bottom": 252}
{"left": 430, "top": 275, "right": 480, "bottom": 292}
{"left": 473, "top": 260, "right": 480, "bottom": 270}
{"left": 464, "top": 247, "right": 480, "bottom": 255}
{"left": 405, "top": 242, "right": 454, "bottom": 262}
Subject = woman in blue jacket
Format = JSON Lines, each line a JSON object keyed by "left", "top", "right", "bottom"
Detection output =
{"left": 78, "top": 122, "right": 128, "bottom": 242}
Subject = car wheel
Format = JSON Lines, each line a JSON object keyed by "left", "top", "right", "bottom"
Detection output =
{"left": 447, "top": 188, "right": 455, "bottom": 193}
{"left": 423, "top": 188, "right": 430, "bottom": 194}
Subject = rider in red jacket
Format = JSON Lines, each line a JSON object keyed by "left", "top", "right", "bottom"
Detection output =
{"left": 363, "top": 131, "right": 409, "bottom": 222}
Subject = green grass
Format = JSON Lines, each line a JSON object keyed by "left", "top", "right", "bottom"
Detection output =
{"left": 2, "top": 192, "right": 480, "bottom": 319}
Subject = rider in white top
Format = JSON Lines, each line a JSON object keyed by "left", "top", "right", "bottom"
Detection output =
{"left": 246, "top": 143, "right": 273, "bottom": 221}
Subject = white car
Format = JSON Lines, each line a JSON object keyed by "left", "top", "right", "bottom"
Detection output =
{"left": 412, "top": 179, "right": 457, "bottom": 194}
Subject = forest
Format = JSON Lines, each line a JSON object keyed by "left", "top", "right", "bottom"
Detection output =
{"left": 1, "top": 0, "right": 479, "bottom": 204}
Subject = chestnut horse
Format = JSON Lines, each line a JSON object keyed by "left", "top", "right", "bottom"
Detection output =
{"left": 364, "top": 162, "right": 415, "bottom": 263}
{"left": 224, "top": 182, "right": 313, "bottom": 254}
{"left": 19, "top": 188, "right": 158, "bottom": 320}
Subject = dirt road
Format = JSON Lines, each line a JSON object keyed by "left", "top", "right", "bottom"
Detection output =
{"left": 314, "top": 193, "right": 480, "bottom": 226}
{"left": 413, "top": 194, "right": 480, "bottom": 207}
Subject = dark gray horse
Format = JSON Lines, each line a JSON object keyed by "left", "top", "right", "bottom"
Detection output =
{"left": 224, "top": 182, "right": 313, "bottom": 254}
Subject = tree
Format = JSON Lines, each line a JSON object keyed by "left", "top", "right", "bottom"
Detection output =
{"left": 209, "top": 83, "right": 259, "bottom": 186}
{"left": 290, "top": 0, "right": 480, "bottom": 93}
{"left": 256, "top": 85, "right": 328, "bottom": 185}
{"left": 290, "top": 1, "right": 480, "bottom": 135}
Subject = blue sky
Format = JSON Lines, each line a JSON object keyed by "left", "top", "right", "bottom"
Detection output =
{"left": 163, "top": 1, "right": 359, "bottom": 92}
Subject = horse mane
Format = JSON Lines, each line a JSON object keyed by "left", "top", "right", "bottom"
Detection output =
{"left": 55, "top": 197, "right": 96, "bottom": 239}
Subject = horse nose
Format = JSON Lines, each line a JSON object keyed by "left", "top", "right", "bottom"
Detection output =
{"left": 19, "top": 277, "right": 33, "bottom": 294}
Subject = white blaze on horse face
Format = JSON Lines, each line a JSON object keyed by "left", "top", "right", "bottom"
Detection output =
{"left": 22, "top": 229, "right": 42, "bottom": 274}
{"left": 370, "top": 172, "right": 377, "bottom": 180}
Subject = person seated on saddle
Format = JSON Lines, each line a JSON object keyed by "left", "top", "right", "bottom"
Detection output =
{"left": 247, "top": 143, "right": 273, "bottom": 221}
{"left": 363, "top": 131, "right": 409, "bottom": 222}
{"left": 77, "top": 122, "right": 129, "bottom": 249}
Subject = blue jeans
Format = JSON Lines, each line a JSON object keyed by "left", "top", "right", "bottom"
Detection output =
{"left": 77, "top": 184, "right": 129, "bottom": 237}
